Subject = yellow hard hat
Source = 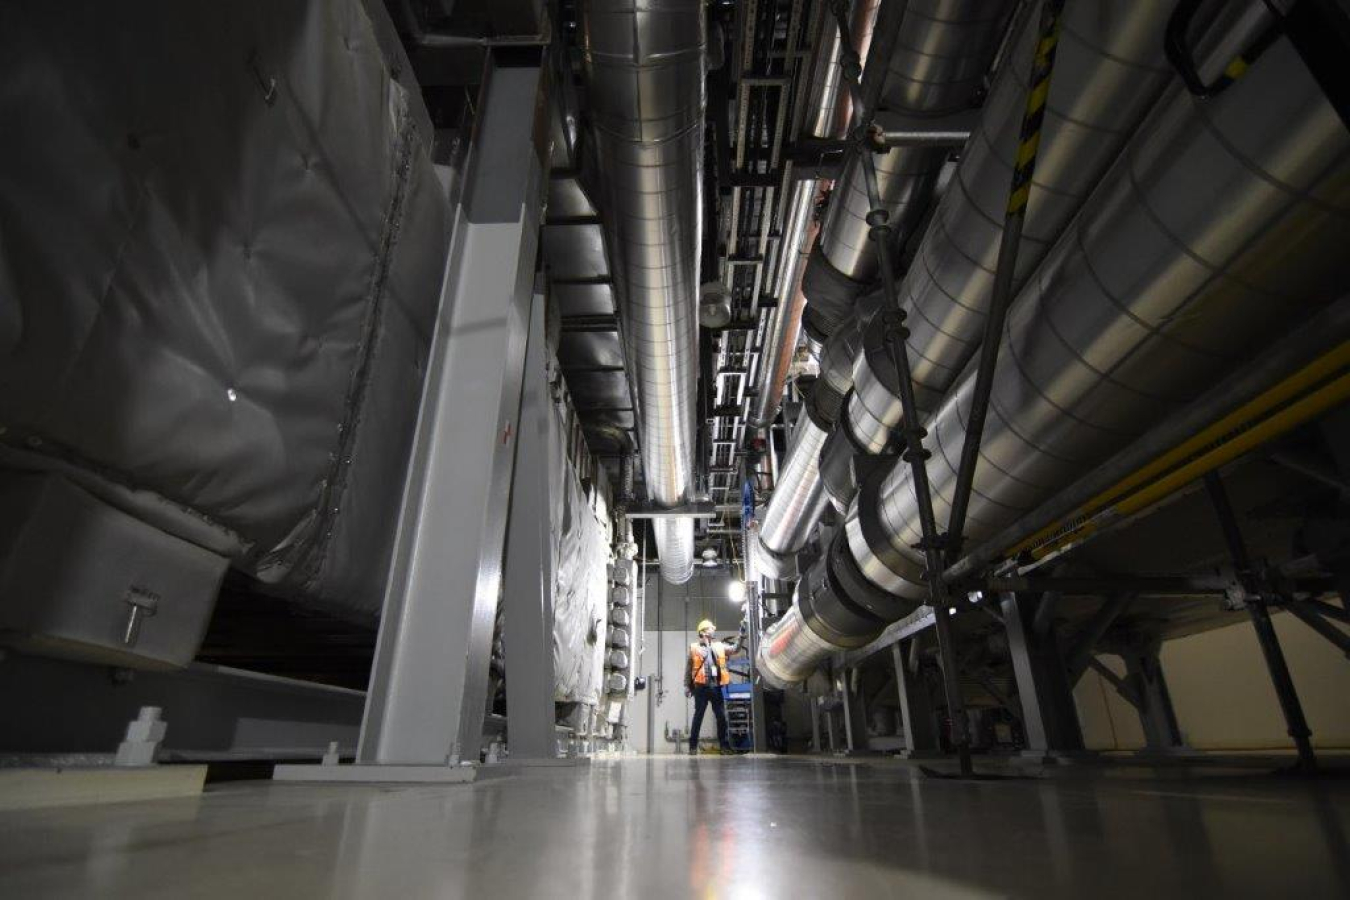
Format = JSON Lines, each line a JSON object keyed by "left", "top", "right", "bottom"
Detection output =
{"left": 696, "top": 619, "right": 716, "bottom": 633}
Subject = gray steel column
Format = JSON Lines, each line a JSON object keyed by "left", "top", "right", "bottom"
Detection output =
{"left": 502, "top": 281, "right": 559, "bottom": 760}
{"left": 358, "top": 60, "right": 547, "bottom": 767}
{"left": 747, "top": 583, "right": 769, "bottom": 752}
{"left": 837, "top": 667, "right": 867, "bottom": 754}
{"left": 892, "top": 640, "right": 938, "bottom": 757}
{"left": 1120, "top": 645, "right": 1186, "bottom": 753}
{"left": 1001, "top": 593, "right": 1084, "bottom": 758}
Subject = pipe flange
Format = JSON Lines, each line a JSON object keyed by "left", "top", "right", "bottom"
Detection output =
{"left": 805, "top": 381, "right": 845, "bottom": 430}
{"left": 828, "top": 529, "right": 918, "bottom": 623}
{"left": 856, "top": 315, "right": 904, "bottom": 396}
{"left": 802, "top": 319, "right": 826, "bottom": 362}
{"left": 797, "top": 555, "right": 885, "bottom": 646}
{"left": 754, "top": 535, "right": 800, "bottom": 581}
{"left": 844, "top": 464, "right": 928, "bottom": 599}
{"left": 818, "top": 419, "right": 859, "bottom": 514}
{"left": 802, "top": 240, "right": 872, "bottom": 335}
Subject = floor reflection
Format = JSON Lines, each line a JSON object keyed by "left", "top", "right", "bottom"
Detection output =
{"left": 0, "top": 757, "right": 1346, "bottom": 898}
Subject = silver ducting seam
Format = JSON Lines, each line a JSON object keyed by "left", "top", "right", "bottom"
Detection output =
{"left": 801, "top": 0, "right": 1017, "bottom": 337}
{"left": 748, "top": 0, "right": 880, "bottom": 428}
{"left": 580, "top": 0, "right": 705, "bottom": 583}
{"left": 763, "top": 34, "right": 1350, "bottom": 683}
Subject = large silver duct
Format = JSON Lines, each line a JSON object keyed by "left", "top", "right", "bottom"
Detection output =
{"left": 758, "top": 410, "right": 832, "bottom": 560}
{"left": 755, "top": 293, "right": 880, "bottom": 574}
{"left": 748, "top": 0, "right": 880, "bottom": 428}
{"left": 762, "top": 31, "right": 1350, "bottom": 681}
{"left": 756, "top": 0, "right": 1015, "bottom": 568}
{"left": 580, "top": 0, "right": 705, "bottom": 583}
{"left": 802, "top": 0, "right": 1016, "bottom": 336}
{"left": 889, "top": 0, "right": 1175, "bottom": 418}
{"left": 830, "top": 0, "right": 1176, "bottom": 504}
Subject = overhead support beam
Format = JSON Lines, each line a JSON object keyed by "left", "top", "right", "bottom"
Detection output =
{"left": 355, "top": 59, "right": 547, "bottom": 772}
{"left": 982, "top": 575, "right": 1230, "bottom": 597}
{"left": 625, "top": 502, "right": 719, "bottom": 520}
{"left": 872, "top": 108, "right": 979, "bottom": 147}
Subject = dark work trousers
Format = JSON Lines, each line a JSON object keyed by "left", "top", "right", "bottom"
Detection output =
{"left": 689, "top": 684, "right": 730, "bottom": 752}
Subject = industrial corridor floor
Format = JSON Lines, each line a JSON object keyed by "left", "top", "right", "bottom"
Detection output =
{"left": 0, "top": 755, "right": 1347, "bottom": 898}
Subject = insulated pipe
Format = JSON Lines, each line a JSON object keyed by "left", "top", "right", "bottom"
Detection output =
{"left": 758, "top": 408, "right": 832, "bottom": 560}
{"left": 825, "top": 0, "right": 1178, "bottom": 510}
{"left": 802, "top": 0, "right": 1017, "bottom": 335}
{"left": 891, "top": 0, "right": 1175, "bottom": 419}
{"left": 765, "top": 32, "right": 1350, "bottom": 683}
{"left": 755, "top": 292, "right": 881, "bottom": 573}
{"left": 851, "top": 37, "right": 1350, "bottom": 598}
{"left": 579, "top": 0, "right": 705, "bottom": 583}
{"left": 748, "top": 0, "right": 882, "bottom": 428}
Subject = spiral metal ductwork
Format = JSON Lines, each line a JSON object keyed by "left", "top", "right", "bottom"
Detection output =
{"left": 579, "top": 0, "right": 705, "bottom": 583}
{"left": 822, "top": 0, "right": 1178, "bottom": 512}
{"left": 762, "top": 30, "right": 1350, "bottom": 683}
{"left": 747, "top": 0, "right": 881, "bottom": 428}
{"left": 756, "top": 407, "right": 832, "bottom": 575}
{"left": 802, "top": 0, "right": 1017, "bottom": 335}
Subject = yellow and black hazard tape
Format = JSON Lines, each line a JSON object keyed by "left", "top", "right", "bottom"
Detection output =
{"left": 1007, "top": 0, "right": 1066, "bottom": 216}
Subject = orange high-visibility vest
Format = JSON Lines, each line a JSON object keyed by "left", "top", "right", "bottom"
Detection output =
{"left": 689, "top": 641, "right": 730, "bottom": 687}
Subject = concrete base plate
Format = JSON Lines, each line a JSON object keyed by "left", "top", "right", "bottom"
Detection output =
{"left": 0, "top": 765, "right": 206, "bottom": 811}
{"left": 492, "top": 757, "right": 591, "bottom": 768}
{"left": 272, "top": 764, "right": 477, "bottom": 784}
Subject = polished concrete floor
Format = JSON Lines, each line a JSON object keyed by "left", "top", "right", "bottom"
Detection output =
{"left": 0, "top": 756, "right": 1347, "bottom": 898}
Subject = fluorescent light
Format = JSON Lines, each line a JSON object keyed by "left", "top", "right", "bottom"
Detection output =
{"left": 727, "top": 580, "right": 746, "bottom": 603}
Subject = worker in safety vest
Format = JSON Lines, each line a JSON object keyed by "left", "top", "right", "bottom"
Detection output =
{"left": 685, "top": 619, "right": 738, "bottom": 754}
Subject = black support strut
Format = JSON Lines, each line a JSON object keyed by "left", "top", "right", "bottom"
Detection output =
{"left": 1204, "top": 472, "right": 1318, "bottom": 774}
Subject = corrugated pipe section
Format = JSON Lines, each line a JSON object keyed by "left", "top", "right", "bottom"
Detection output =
{"left": 800, "top": 0, "right": 1017, "bottom": 339}
{"left": 580, "top": 0, "right": 705, "bottom": 583}
{"left": 761, "top": 28, "right": 1350, "bottom": 683}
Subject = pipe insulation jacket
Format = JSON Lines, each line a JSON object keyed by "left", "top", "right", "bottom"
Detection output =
{"left": 762, "top": 30, "right": 1350, "bottom": 684}
{"left": 579, "top": 0, "right": 705, "bottom": 583}
{"left": 803, "top": 0, "right": 1017, "bottom": 337}
{"left": 826, "top": 0, "right": 1179, "bottom": 512}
